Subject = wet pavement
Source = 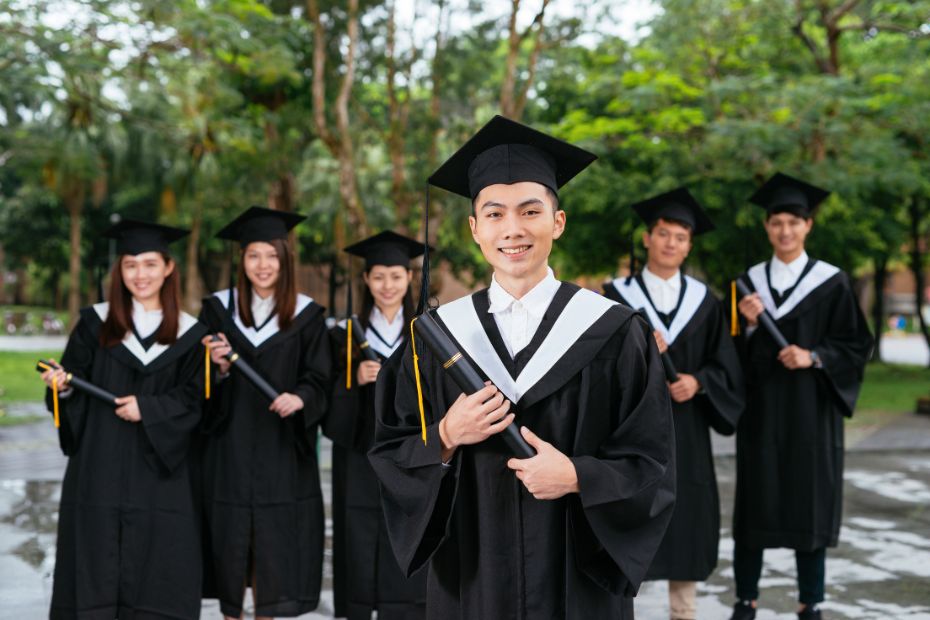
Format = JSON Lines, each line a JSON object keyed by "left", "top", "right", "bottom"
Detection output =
{"left": 2, "top": 417, "right": 930, "bottom": 619}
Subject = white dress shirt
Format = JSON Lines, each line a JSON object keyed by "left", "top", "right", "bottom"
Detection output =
{"left": 641, "top": 266, "right": 682, "bottom": 314}
{"left": 368, "top": 305, "right": 405, "bottom": 356}
{"left": 487, "top": 268, "right": 561, "bottom": 358}
{"left": 770, "top": 251, "right": 809, "bottom": 295}
{"left": 251, "top": 292, "right": 276, "bottom": 327}
{"left": 132, "top": 298, "right": 163, "bottom": 339}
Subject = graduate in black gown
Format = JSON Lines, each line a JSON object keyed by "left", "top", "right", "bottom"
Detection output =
{"left": 727, "top": 174, "right": 873, "bottom": 620}
{"left": 369, "top": 116, "right": 676, "bottom": 620}
{"left": 604, "top": 188, "right": 745, "bottom": 620}
{"left": 40, "top": 220, "right": 208, "bottom": 619}
{"left": 199, "top": 207, "right": 332, "bottom": 619}
{"left": 324, "top": 231, "right": 427, "bottom": 620}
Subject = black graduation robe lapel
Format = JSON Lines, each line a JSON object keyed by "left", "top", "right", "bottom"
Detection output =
{"left": 604, "top": 275, "right": 707, "bottom": 347}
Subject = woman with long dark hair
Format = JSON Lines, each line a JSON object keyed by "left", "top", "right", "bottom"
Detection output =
{"left": 39, "top": 220, "right": 208, "bottom": 619}
{"left": 324, "top": 231, "right": 427, "bottom": 620}
{"left": 199, "top": 206, "right": 332, "bottom": 620}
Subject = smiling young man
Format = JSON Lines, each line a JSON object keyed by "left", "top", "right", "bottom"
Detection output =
{"left": 369, "top": 116, "right": 676, "bottom": 620}
{"left": 604, "top": 188, "right": 745, "bottom": 620}
{"left": 729, "top": 174, "right": 873, "bottom": 620}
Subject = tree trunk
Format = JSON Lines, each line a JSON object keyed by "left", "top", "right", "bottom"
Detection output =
{"left": 909, "top": 198, "right": 930, "bottom": 368}
{"left": 66, "top": 184, "right": 85, "bottom": 327}
{"left": 500, "top": 0, "right": 522, "bottom": 119}
{"left": 871, "top": 253, "right": 887, "bottom": 362}
{"left": 183, "top": 211, "right": 203, "bottom": 314}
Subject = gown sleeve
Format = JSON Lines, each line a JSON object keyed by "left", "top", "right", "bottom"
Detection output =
{"left": 45, "top": 315, "right": 97, "bottom": 456}
{"left": 136, "top": 337, "right": 206, "bottom": 474}
{"left": 692, "top": 298, "right": 746, "bottom": 435}
{"left": 568, "top": 315, "right": 677, "bottom": 596}
{"left": 368, "top": 340, "right": 459, "bottom": 578}
{"left": 290, "top": 311, "right": 334, "bottom": 435}
{"left": 812, "top": 274, "right": 874, "bottom": 417}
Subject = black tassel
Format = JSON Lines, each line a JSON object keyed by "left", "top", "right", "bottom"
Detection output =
{"left": 417, "top": 183, "right": 432, "bottom": 314}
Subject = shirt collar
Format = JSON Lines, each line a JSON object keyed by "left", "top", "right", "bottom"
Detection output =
{"left": 641, "top": 265, "right": 681, "bottom": 291}
{"left": 131, "top": 298, "right": 162, "bottom": 318}
{"left": 772, "top": 250, "right": 809, "bottom": 275}
{"left": 371, "top": 305, "right": 403, "bottom": 328}
{"left": 487, "top": 267, "right": 560, "bottom": 318}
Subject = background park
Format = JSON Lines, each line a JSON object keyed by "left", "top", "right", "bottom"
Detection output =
{"left": 1, "top": 0, "right": 929, "bottom": 617}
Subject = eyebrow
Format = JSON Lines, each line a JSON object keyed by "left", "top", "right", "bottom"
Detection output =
{"left": 479, "top": 197, "right": 545, "bottom": 211}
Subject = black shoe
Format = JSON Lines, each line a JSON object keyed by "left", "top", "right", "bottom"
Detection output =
{"left": 729, "top": 600, "right": 757, "bottom": 620}
{"left": 798, "top": 604, "right": 822, "bottom": 619}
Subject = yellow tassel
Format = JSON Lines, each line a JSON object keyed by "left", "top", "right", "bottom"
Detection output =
{"left": 730, "top": 281, "right": 739, "bottom": 336}
{"left": 346, "top": 318, "right": 353, "bottom": 390}
{"left": 52, "top": 375, "right": 60, "bottom": 428}
{"left": 410, "top": 317, "right": 427, "bottom": 445}
{"left": 205, "top": 346, "right": 211, "bottom": 400}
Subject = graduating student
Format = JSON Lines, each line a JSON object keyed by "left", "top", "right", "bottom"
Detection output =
{"left": 324, "top": 231, "right": 428, "bottom": 620}
{"left": 39, "top": 220, "right": 207, "bottom": 619}
{"left": 199, "top": 207, "right": 332, "bottom": 619}
{"left": 369, "top": 115, "right": 676, "bottom": 619}
{"left": 728, "top": 174, "right": 873, "bottom": 620}
{"left": 604, "top": 188, "right": 745, "bottom": 620}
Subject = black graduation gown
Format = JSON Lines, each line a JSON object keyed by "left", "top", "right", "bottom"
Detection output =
{"left": 47, "top": 303, "right": 207, "bottom": 620}
{"left": 605, "top": 275, "right": 745, "bottom": 581}
{"left": 198, "top": 290, "right": 332, "bottom": 617}
{"left": 323, "top": 322, "right": 426, "bottom": 620}
{"left": 369, "top": 283, "right": 676, "bottom": 620}
{"left": 729, "top": 259, "right": 873, "bottom": 551}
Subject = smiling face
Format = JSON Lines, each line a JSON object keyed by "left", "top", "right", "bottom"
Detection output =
{"left": 764, "top": 211, "right": 813, "bottom": 260}
{"left": 242, "top": 241, "right": 281, "bottom": 297}
{"left": 468, "top": 181, "right": 565, "bottom": 291}
{"left": 643, "top": 218, "right": 693, "bottom": 272}
{"left": 120, "top": 252, "right": 174, "bottom": 305}
{"left": 364, "top": 265, "right": 413, "bottom": 311}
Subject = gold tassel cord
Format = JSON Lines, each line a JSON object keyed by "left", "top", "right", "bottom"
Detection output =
{"left": 730, "top": 280, "right": 740, "bottom": 337}
{"left": 205, "top": 346, "right": 211, "bottom": 400}
{"left": 52, "top": 375, "right": 60, "bottom": 428}
{"left": 410, "top": 317, "right": 427, "bottom": 445}
{"left": 346, "top": 319, "right": 353, "bottom": 390}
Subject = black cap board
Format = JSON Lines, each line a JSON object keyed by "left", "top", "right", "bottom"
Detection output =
{"left": 103, "top": 219, "right": 190, "bottom": 256}
{"left": 749, "top": 172, "right": 830, "bottom": 218}
{"left": 216, "top": 206, "right": 305, "bottom": 246}
{"left": 343, "top": 230, "right": 430, "bottom": 270}
{"left": 427, "top": 115, "right": 597, "bottom": 200}
{"left": 632, "top": 187, "right": 715, "bottom": 236}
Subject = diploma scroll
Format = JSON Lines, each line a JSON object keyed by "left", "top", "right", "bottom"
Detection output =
{"left": 735, "top": 279, "right": 791, "bottom": 349}
{"left": 35, "top": 360, "right": 119, "bottom": 405}
{"left": 210, "top": 336, "right": 281, "bottom": 402}
{"left": 348, "top": 314, "right": 381, "bottom": 362}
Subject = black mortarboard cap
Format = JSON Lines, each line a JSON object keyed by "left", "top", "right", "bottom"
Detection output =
{"left": 103, "top": 219, "right": 189, "bottom": 255}
{"left": 749, "top": 172, "right": 830, "bottom": 218}
{"left": 427, "top": 115, "right": 597, "bottom": 200}
{"left": 632, "top": 187, "right": 715, "bottom": 236}
{"left": 216, "top": 206, "right": 305, "bottom": 246}
{"left": 343, "top": 230, "right": 430, "bottom": 270}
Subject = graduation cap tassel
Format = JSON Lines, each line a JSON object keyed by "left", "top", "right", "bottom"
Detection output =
{"left": 204, "top": 346, "right": 211, "bottom": 400}
{"left": 346, "top": 268, "right": 354, "bottom": 390}
{"left": 51, "top": 374, "right": 60, "bottom": 428}
{"left": 410, "top": 317, "right": 428, "bottom": 445}
{"left": 409, "top": 182, "right": 431, "bottom": 446}
{"left": 730, "top": 280, "right": 740, "bottom": 337}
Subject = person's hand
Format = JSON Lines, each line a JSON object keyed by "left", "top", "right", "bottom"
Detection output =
{"left": 669, "top": 373, "right": 701, "bottom": 403}
{"left": 356, "top": 360, "right": 382, "bottom": 386}
{"left": 738, "top": 293, "right": 764, "bottom": 326}
{"left": 778, "top": 345, "right": 813, "bottom": 370}
{"left": 40, "top": 359, "right": 70, "bottom": 390}
{"left": 270, "top": 392, "right": 305, "bottom": 418}
{"left": 653, "top": 331, "right": 669, "bottom": 354}
{"left": 438, "top": 382, "right": 514, "bottom": 462}
{"left": 114, "top": 396, "right": 142, "bottom": 422}
{"left": 506, "top": 427, "right": 579, "bottom": 500}
{"left": 201, "top": 333, "right": 232, "bottom": 375}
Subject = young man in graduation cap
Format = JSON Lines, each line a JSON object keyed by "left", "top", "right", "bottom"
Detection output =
{"left": 604, "top": 188, "right": 745, "bottom": 620}
{"left": 729, "top": 173, "right": 873, "bottom": 620}
{"left": 369, "top": 115, "right": 676, "bottom": 620}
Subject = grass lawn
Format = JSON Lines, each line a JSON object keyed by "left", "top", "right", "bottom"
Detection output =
{"left": 0, "top": 349, "right": 63, "bottom": 403}
{"left": 846, "top": 362, "right": 930, "bottom": 436}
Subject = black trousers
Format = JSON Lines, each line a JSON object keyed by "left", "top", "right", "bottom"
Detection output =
{"left": 733, "top": 543, "right": 826, "bottom": 605}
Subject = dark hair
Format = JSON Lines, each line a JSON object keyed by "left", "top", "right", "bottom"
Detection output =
{"left": 100, "top": 253, "right": 181, "bottom": 348}
{"left": 236, "top": 238, "right": 297, "bottom": 331}
{"left": 359, "top": 267, "right": 416, "bottom": 331}
{"left": 471, "top": 185, "right": 560, "bottom": 215}
{"left": 647, "top": 216, "right": 694, "bottom": 239}
{"left": 765, "top": 206, "right": 812, "bottom": 221}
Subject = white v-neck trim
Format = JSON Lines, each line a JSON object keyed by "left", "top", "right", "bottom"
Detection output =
{"left": 214, "top": 288, "right": 313, "bottom": 347}
{"left": 610, "top": 275, "right": 707, "bottom": 345}
{"left": 436, "top": 287, "right": 616, "bottom": 404}
{"left": 746, "top": 260, "right": 839, "bottom": 320}
{"left": 92, "top": 302, "right": 199, "bottom": 365}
